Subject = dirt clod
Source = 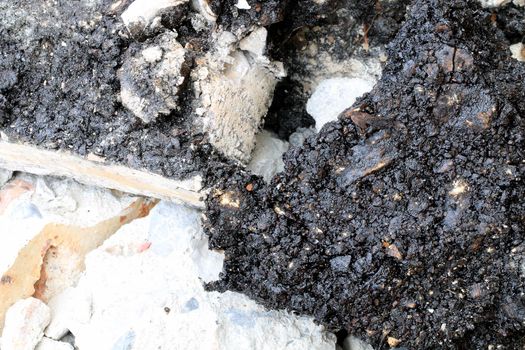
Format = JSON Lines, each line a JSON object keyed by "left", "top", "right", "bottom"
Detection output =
{"left": 204, "top": 0, "right": 525, "bottom": 348}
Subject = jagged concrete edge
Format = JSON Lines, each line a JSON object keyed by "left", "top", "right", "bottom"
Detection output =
{"left": 0, "top": 141, "right": 204, "bottom": 208}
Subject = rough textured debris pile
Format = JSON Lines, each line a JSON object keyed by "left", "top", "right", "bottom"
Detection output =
{"left": 0, "top": 0, "right": 282, "bottom": 178}
{"left": 1, "top": 0, "right": 525, "bottom": 349}
{"left": 204, "top": 0, "right": 525, "bottom": 348}
{"left": 32, "top": 200, "right": 334, "bottom": 350}
{"left": 0, "top": 173, "right": 336, "bottom": 349}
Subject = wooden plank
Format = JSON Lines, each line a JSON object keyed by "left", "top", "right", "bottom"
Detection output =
{"left": 0, "top": 141, "right": 204, "bottom": 208}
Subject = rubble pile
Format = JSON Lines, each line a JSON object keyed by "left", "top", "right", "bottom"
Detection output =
{"left": 0, "top": 0, "right": 524, "bottom": 349}
{"left": 0, "top": 173, "right": 336, "bottom": 349}
{"left": 204, "top": 0, "right": 525, "bottom": 349}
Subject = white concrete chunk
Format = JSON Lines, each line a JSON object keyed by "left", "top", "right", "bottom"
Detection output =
{"left": 478, "top": 0, "right": 511, "bottom": 7}
{"left": 120, "top": 32, "right": 188, "bottom": 124}
{"left": 1, "top": 298, "right": 51, "bottom": 350}
{"left": 235, "top": 0, "right": 251, "bottom": 9}
{"left": 48, "top": 202, "right": 336, "bottom": 350}
{"left": 194, "top": 33, "right": 280, "bottom": 163}
{"left": 247, "top": 131, "right": 288, "bottom": 183}
{"left": 240, "top": 27, "right": 267, "bottom": 59}
{"left": 510, "top": 43, "right": 525, "bottom": 62}
{"left": 307, "top": 77, "right": 375, "bottom": 131}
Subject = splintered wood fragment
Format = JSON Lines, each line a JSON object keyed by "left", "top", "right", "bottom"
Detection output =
{"left": 0, "top": 141, "right": 203, "bottom": 207}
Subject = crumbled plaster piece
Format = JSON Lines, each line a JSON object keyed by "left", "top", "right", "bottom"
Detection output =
{"left": 48, "top": 201, "right": 336, "bottom": 349}
{"left": 0, "top": 189, "right": 155, "bottom": 328}
{"left": 343, "top": 336, "right": 374, "bottom": 350}
{"left": 36, "top": 337, "right": 74, "bottom": 350}
{"left": 240, "top": 27, "right": 267, "bottom": 60}
{"left": 122, "top": 0, "right": 189, "bottom": 37}
{"left": 247, "top": 131, "right": 288, "bottom": 183}
{"left": 514, "top": 0, "right": 525, "bottom": 5}
{"left": 202, "top": 52, "right": 277, "bottom": 163}
{"left": 306, "top": 77, "right": 375, "bottom": 131}
{"left": 120, "top": 31, "right": 188, "bottom": 123}
{"left": 1, "top": 298, "right": 51, "bottom": 350}
{"left": 194, "top": 29, "right": 281, "bottom": 163}
{"left": 510, "top": 43, "right": 525, "bottom": 62}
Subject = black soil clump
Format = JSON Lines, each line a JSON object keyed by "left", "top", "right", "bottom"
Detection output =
{"left": 0, "top": 0, "right": 217, "bottom": 179}
{"left": 204, "top": 0, "right": 525, "bottom": 348}
{"left": 492, "top": 2, "right": 525, "bottom": 44}
{"left": 264, "top": 0, "right": 411, "bottom": 139}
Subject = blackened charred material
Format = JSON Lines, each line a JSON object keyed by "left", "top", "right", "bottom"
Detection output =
{"left": 0, "top": 0, "right": 217, "bottom": 179}
{"left": 264, "top": 78, "right": 315, "bottom": 139}
{"left": 204, "top": 0, "right": 525, "bottom": 348}
{"left": 210, "top": 0, "right": 288, "bottom": 32}
{"left": 493, "top": 2, "right": 525, "bottom": 44}
{"left": 265, "top": 0, "right": 411, "bottom": 138}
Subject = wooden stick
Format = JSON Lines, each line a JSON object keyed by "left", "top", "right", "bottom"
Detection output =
{"left": 0, "top": 141, "right": 204, "bottom": 208}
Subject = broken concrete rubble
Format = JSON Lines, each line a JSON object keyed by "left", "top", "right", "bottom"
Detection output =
{"left": 0, "top": 298, "right": 50, "bottom": 350}
{"left": 306, "top": 77, "right": 376, "bottom": 131}
{"left": 0, "top": 197, "right": 154, "bottom": 330}
{"left": 0, "top": 173, "right": 152, "bottom": 332}
{"left": 44, "top": 201, "right": 335, "bottom": 349}
{"left": 511, "top": 42, "right": 525, "bottom": 61}
{"left": 247, "top": 130, "right": 288, "bottom": 183}
{"left": 479, "top": 0, "right": 525, "bottom": 6}
{"left": 120, "top": 31, "right": 189, "bottom": 123}
{"left": 193, "top": 28, "right": 283, "bottom": 163}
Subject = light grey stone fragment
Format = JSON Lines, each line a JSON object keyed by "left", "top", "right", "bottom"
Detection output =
{"left": 1, "top": 298, "right": 51, "bottom": 350}
{"left": 120, "top": 31, "right": 188, "bottom": 124}
{"left": 307, "top": 78, "right": 375, "bottom": 131}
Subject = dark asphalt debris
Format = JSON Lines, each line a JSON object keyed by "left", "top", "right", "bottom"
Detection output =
{"left": 204, "top": 0, "right": 525, "bottom": 349}
{"left": 2, "top": 0, "right": 525, "bottom": 348}
{"left": 0, "top": 0, "right": 215, "bottom": 179}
